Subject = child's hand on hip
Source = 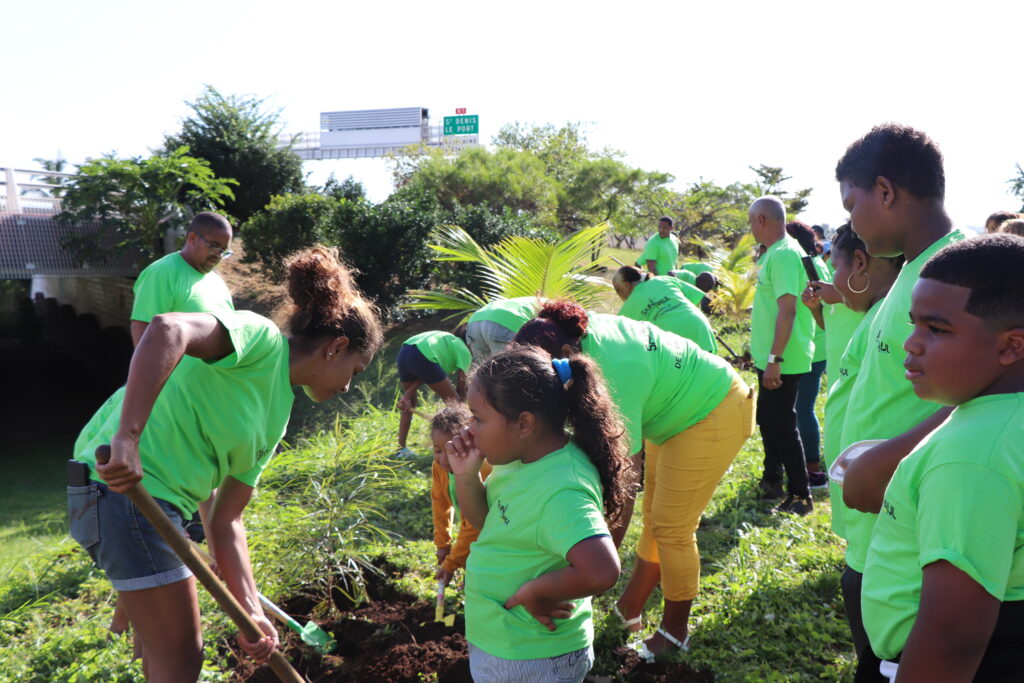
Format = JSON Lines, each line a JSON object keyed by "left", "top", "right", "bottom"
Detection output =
{"left": 446, "top": 427, "right": 484, "bottom": 478}
{"left": 504, "top": 580, "right": 575, "bottom": 631}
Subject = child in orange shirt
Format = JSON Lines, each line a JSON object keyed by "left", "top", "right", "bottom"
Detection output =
{"left": 431, "top": 406, "right": 492, "bottom": 585}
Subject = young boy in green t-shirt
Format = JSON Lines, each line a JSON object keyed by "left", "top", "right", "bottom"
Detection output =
{"left": 831, "top": 123, "right": 965, "bottom": 660}
{"left": 857, "top": 234, "right": 1024, "bottom": 682}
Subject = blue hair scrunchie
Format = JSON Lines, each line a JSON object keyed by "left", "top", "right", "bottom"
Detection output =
{"left": 552, "top": 357, "right": 573, "bottom": 385}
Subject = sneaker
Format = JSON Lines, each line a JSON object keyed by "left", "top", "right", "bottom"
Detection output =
{"left": 758, "top": 478, "right": 785, "bottom": 499}
{"left": 775, "top": 495, "right": 814, "bottom": 516}
{"left": 808, "top": 470, "right": 829, "bottom": 490}
{"left": 395, "top": 446, "right": 416, "bottom": 459}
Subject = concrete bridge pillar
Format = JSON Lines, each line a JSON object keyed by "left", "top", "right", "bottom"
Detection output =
{"left": 5, "top": 168, "right": 21, "bottom": 213}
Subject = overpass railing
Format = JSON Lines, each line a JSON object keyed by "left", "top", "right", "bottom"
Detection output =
{"left": 1, "top": 167, "right": 74, "bottom": 214}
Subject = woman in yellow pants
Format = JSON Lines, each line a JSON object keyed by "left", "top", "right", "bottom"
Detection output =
{"left": 515, "top": 301, "right": 755, "bottom": 657}
{"left": 625, "top": 374, "right": 754, "bottom": 656}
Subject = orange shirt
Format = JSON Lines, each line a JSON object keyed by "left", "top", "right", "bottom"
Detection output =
{"left": 431, "top": 460, "right": 492, "bottom": 573}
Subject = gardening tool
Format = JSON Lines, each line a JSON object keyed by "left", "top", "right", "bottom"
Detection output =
{"left": 715, "top": 333, "right": 741, "bottom": 361}
{"left": 434, "top": 580, "right": 456, "bottom": 627}
{"left": 94, "top": 446, "right": 306, "bottom": 683}
{"left": 188, "top": 540, "right": 336, "bottom": 655}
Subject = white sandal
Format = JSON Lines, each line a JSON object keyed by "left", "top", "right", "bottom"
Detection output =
{"left": 613, "top": 605, "right": 642, "bottom": 630}
{"left": 635, "top": 628, "right": 690, "bottom": 663}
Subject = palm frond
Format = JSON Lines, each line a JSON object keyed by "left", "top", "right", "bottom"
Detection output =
{"left": 401, "top": 223, "right": 613, "bottom": 317}
{"left": 401, "top": 289, "right": 490, "bottom": 324}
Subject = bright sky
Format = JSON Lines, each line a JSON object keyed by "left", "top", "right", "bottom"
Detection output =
{"left": 5, "top": 0, "right": 1022, "bottom": 230}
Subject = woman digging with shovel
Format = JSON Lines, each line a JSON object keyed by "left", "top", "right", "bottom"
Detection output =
{"left": 68, "top": 245, "right": 382, "bottom": 682}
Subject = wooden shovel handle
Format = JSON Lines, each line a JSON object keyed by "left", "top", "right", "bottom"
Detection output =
{"left": 95, "top": 446, "right": 305, "bottom": 683}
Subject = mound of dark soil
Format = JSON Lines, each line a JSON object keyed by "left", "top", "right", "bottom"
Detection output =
{"left": 235, "top": 559, "right": 469, "bottom": 682}
{"left": 234, "top": 557, "right": 711, "bottom": 682}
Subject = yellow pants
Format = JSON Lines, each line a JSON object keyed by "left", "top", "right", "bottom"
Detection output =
{"left": 636, "top": 374, "right": 756, "bottom": 601}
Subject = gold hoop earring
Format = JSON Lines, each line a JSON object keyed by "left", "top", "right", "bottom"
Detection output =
{"left": 847, "top": 271, "right": 870, "bottom": 294}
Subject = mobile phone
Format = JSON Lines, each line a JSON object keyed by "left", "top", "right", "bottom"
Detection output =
{"left": 801, "top": 256, "right": 820, "bottom": 288}
{"left": 67, "top": 460, "right": 90, "bottom": 487}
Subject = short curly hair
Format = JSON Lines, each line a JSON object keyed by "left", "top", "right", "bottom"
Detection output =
{"left": 920, "top": 233, "right": 1024, "bottom": 330}
{"left": 835, "top": 123, "right": 945, "bottom": 201}
{"left": 429, "top": 405, "right": 472, "bottom": 435}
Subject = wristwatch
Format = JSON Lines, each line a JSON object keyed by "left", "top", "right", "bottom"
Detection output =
{"left": 766, "top": 354, "right": 784, "bottom": 364}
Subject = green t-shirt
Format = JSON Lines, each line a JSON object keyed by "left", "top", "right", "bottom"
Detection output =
{"left": 131, "top": 252, "right": 234, "bottom": 323}
{"left": 617, "top": 277, "right": 716, "bottom": 353}
{"left": 823, "top": 303, "right": 865, "bottom": 391}
{"left": 842, "top": 230, "right": 965, "bottom": 446}
{"left": 750, "top": 236, "right": 815, "bottom": 374}
{"left": 468, "top": 297, "right": 541, "bottom": 334}
{"left": 679, "top": 262, "right": 714, "bottom": 277}
{"left": 810, "top": 255, "right": 829, "bottom": 363}
{"left": 676, "top": 278, "right": 706, "bottom": 306}
{"left": 639, "top": 233, "right": 680, "bottom": 275}
{"left": 674, "top": 269, "right": 698, "bottom": 286}
{"left": 465, "top": 442, "right": 608, "bottom": 659}
{"left": 405, "top": 331, "right": 472, "bottom": 375}
{"left": 822, "top": 301, "right": 880, "bottom": 542}
{"left": 74, "top": 311, "right": 294, "bottom": 517}
{"left": 840, "top": 231, "right": 966, "bottom": 571}
{"left": 582, "top": 314, "right": 734, "bottom": 453}
{"left": 862, "top": 393, "right": 1024, "bottom": 659}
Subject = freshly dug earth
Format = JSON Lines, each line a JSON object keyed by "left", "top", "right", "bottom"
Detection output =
{"left": 234, "top": 561, "right": 470, "bottom": 682}
{"left": 233, "top": 559, "right": 712, "bottom": 682}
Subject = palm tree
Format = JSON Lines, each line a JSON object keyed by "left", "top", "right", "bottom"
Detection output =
{"left": 30, "top": 154, "right": 71, "bottom": 198}
{"left": 689, "top": 233, "right": 758, "bottom": 322}
{"left": 403, "top": 223, "right": 613, "bottom": 323}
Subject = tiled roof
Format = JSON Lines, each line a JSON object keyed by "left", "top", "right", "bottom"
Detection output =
{"left": 0, "top": 214, "right": 144, "bottom": 278}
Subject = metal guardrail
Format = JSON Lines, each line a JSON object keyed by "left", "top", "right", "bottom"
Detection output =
{"left": 1, "top": 167, "right": 73, "bottom": 214}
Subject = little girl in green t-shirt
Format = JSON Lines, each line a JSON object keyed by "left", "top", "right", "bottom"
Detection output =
{"left": 445, "top": 346, "right": 630, "bottom": 683}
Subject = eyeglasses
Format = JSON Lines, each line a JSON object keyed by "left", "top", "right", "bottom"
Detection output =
{"left": 194, "top": 232, "right": 234, "bottom": 258}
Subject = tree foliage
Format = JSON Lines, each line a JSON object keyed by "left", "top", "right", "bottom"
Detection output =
{"left": 29, "top": 154, "right": 70, "bottom": 197}
{"left": 749, "top": 164, "right": 813, "bottom": 218}
{"left": 164, "top": 86, "right": 304, "bottom": 226}
{"left": 400, "top": 147, "right": 559, "bottom": 223}
{"left": 1009, "top": 163, "right": 1024, "bottom": 211}
{"left": 494, "top": 122, "right": 673, "bottom": 233}
{"left": 403, "top": 223, "right": 613, "bottom": 323}
{"left": 58, "top": 146, "right": 236, "bottom": 259}
{"left": 242, "top": 185, "right": 537, "bottom": 316}
{"left": 244, "top": 192, "right": 342, "bottom": 274}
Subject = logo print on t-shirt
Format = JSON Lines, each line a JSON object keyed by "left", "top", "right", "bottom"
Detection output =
{"left": 876, "top": 329, "right": 890, "bottom": 354}
{"left": 883, "top": 498, "right": 896, "bottom": 520}
{"left": 499, "top": 501, "right": 510, "bottom": 526}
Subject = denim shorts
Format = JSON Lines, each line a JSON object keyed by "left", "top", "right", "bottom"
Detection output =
{"left": 68, "top": 481, "right": 193, "bottom": 591}
{"left": 465, "top": 320, "right": 516, "bottom": 361}
{"left": 469, "top": 643, "right": 594, "bottom": 683}
{"left": 397, "top": 343, "right": 446, "bottom": 384}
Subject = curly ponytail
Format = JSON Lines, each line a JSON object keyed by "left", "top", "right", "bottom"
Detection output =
{"left": 513, "top": 300, "right": 588, "bottom": 356}
{"left": 279, "top": 245, "right": 384, "bottom": 354}
{"left": 473, "top": 346, "right": 629, "bottom": 524}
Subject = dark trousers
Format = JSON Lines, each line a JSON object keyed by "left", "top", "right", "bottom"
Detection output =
{"left": 842, "top": 565, "right": 869, "bottom": 661}
{"left": 853, "top": 599, "right": 1024, "bottom": 682}
{"left": 755, "top": 369, "right": 809, "bottom": 497}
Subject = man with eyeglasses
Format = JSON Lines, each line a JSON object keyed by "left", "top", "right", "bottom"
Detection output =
{"left": 111, "top": 212, "right": 236, "bottom": 639}
{"left": 129, "top": 212, "right": 235, "bottom": 346}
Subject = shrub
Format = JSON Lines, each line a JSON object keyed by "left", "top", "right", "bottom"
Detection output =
{"left": 242, "top": 193, "right": 342, "bottom": 277}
